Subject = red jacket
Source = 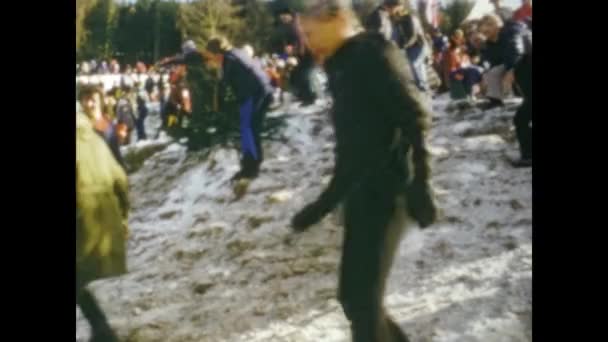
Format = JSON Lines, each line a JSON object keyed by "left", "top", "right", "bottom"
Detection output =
{"left": 513, "top": 4, "right": 532, "bottom": 22}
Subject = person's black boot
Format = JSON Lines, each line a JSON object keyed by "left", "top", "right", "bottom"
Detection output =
{"left": 231, "top": 157, "right": 260, "bottom": 182}
{"left": 77, "top": 289, "right": 120, "bottom": 342}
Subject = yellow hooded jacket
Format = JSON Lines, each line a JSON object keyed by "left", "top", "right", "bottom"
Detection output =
{"left": 76, "top": 112, "right": 129, "bottom": 286}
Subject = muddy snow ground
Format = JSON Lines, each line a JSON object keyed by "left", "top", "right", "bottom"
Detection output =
{"left": 77, "top": 93, "right": 532, "bottom": 342}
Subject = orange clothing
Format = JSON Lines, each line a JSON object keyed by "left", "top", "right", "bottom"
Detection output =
{"left": 266, "top": 68, "right": 281, "bottom": 88}
{"left": 513, "top": 4, "right": 532, "bottom": 22}
{"left": 445, "top": 47, "right": 470, "bottom": 73}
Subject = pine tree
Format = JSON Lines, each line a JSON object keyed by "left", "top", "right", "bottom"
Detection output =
{"left": 176, "top": 0, "right": 244, "bottom": 48}
{"left": 439, "top": 0, "right": 475, "bottom": 35}
{"left": 80, "top": 0, "right": 119, "bottom": 60}
{"left": 239, "top": 0, "right": 275, "bottom": 53}
{"left": 76, "top": 0, "right": 98, "bottom": 53}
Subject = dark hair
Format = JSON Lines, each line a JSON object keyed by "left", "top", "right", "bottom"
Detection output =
{"left": 206, "top": 37, "right": 233, "bottom": 55}
{"left": 78, "top": 84, "right": 100, "bottom": 103}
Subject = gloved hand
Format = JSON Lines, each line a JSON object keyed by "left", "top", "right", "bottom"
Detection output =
{"left": 291, "top": 201, "right": 327, "bottom": 233}
{"left": 406, "top": 180, "right": 438, "bottom": 229}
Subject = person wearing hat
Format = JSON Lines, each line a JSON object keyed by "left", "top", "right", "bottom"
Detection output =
{"left": 290, "top": 1, "right": 437, "bottom": 341}
{"left": 205, "top": 36, "right": 274, "bottom": 181}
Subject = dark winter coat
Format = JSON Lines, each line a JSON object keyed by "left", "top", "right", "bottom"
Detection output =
{"left": 145, "top": 77, "right": 155, "bottom": 94}
{"left": 394, "top": 13, "right": 426, "bottom": 50}
{"left": 313, "top": 32, "right": 437, "bottom": 227}
{"left": 115, "top": 97, "right": 136, "bottom": 130}
{"left": 76, "top": 112, "right": 129, "bottom": 287}
{"left": 221, "top": 48, "right": 274, "bottom": 105}
{"left": 481, "top": 20, "right": 532, "bottom": 71}
{"left": 274, "top": 20, "right": 304, "bottom": 55}
{"left": 365, "top": 7, "right": 395, "bottom": 42}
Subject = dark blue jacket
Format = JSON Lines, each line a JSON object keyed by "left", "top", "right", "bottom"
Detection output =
{"left": 481, "top": 20, "right": 532, "bottom": 71}
{"left": 221, "top": 49, "right": 273, "bottom": 104}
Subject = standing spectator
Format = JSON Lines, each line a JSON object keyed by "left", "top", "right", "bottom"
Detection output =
{"left": 431, "top": 28, "right": 448, "bottom": 59}
{"left": 479, "top": 14, "right": 532, "bottom": 167}
{"left": 115, "top": 81, "right": 137, "bottom": 145}
{"left": 364, "top": 0, "right": 404, "bottom": 42}
{"left": 394, "top": 6, "right": 431, "bottom": 93}
{"left": 134, "top": 82, "right": 149, "bottom": 141}
{"left": 81, "top": 61, "right": 90, "bottom": 75}
{"left": 110, "top": 59, "right": 120, "bottom": 74}
{"left": 278, "top": 44, "right": 294, "bottom": 61}
{"left": 136, "top": 61, "right": 147, "bottom": 74}
{"left": 513, "top": 0, "right": 532, "bottom": 23}
{"left": 105, "top": 89, "right": 118, "bottom": 121}
{"left": 145, "top": 71, "right": 156, "bottom": 101}
{"left": 274, "top": 7, "right": 317, "bottom": 106}
{"left": 275, "top": 8, "right": 304, "bottom": 54}
{"left": 99, "top": 60, "right": 109, "bottom": 74}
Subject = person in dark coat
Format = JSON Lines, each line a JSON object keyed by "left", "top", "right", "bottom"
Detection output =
{"left": 393, "top": 6, "right": 431, "bottom": 93}
{"left": 205, "top": 37, "right": 275, "bottom": 180}
{"left": 274, "top": 8, "right": 318, "bottom": 106}
{"left": 366, "top": 1, "right": 431, "bottom": 93}
{"left": 134, "top": 85, "right": 149, "bottom": 141}
{"left": 479, "top": 14, "right": 532, "bottom": 167}
{"left": 115, "top": 82, "right": 137, "bottom": 145}
{"left": 290, "top": 1, "right": 438, "bottom": 341}
{"left": 364, "top": 0, "right": 403, "bottom": 42}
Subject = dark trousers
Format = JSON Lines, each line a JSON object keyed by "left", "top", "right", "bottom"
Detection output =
{"left": 76, "top": 276, "right": 117, "bottom": 340}
{"left": 514, "top": 55, "right": 532, "bottom": 159}
{"left": 450, "top": 66, "right": 483, "bottom": 96}
{"left": 406, "top": 44, "right": 428, "bottom": 92}
{"left": 135, "top": 110, "right": 148, "bottom": 141}
{"left": 339, "top": 177, "right": 410, "bottom": 342}
{"left": 239, "top": 94, "right": 272, "bottom": 177}
{"left": 290, "top": 52, "right": 317, "bottom": 104}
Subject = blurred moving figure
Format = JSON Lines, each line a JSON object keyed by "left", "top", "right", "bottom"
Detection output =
{"left": 76, "top": 108, "right": 129, "bottom": 342}
{"left": 479, "top": 14, "right": 532, "bottom": 167}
